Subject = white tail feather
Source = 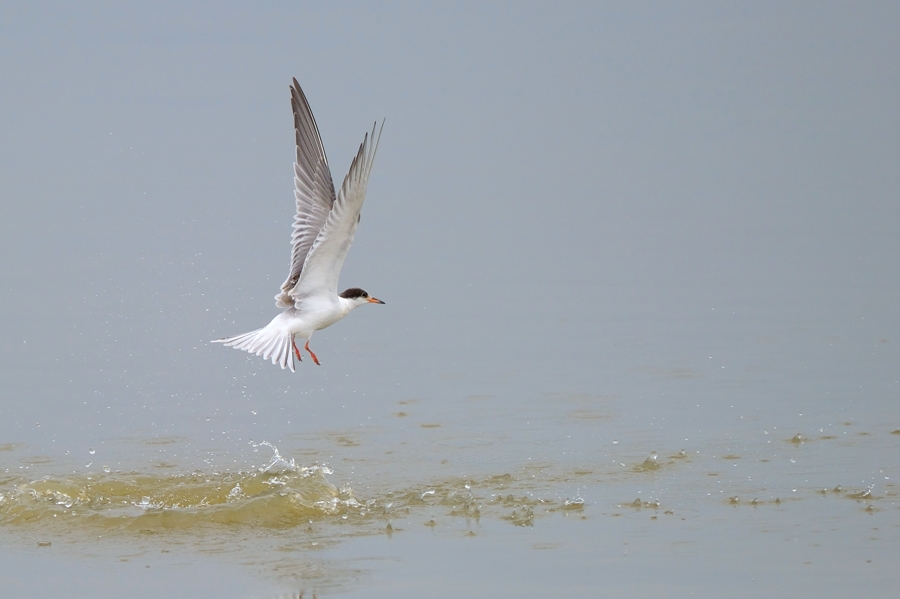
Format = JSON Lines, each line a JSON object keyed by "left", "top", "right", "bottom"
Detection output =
{"left": 212, "top": 328, "right": 296, "bottom": 372}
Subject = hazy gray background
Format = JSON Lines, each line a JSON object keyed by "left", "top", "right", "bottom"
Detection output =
{"left": 2, "top": 2, "right": 896, "bottom": 450}
{"left": 1, "top": 3, "right": 899, "bottom": 596}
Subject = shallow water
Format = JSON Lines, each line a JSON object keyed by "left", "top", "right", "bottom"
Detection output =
{"left": 3, "top": 262, "right": 900, "bottom": 597}
{"left": 3, "top": 224, "right": 899, "bottom": 599}
{"left": 3, "top": 348, "right": 899, "bottom": 597}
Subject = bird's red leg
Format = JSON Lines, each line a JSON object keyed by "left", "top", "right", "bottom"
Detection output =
{"left": 305, "top": 340, "right": 320, "bottom": 366}
{"left": 292, "top": 339, "right": 303, "bottom": 362}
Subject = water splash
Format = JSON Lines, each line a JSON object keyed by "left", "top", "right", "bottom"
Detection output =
{"left": 0, "top": 443, "right": 355, "bottom": 531}
{"left": 256, "top": 441, "right": 299, "bottom": 475}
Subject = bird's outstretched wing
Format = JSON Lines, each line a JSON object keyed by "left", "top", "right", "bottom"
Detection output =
{"left": 275, "top": 79, "right": 337, "bottom": 307}
{"left": 289, "top": 120, "right": 383, "bottom": 301}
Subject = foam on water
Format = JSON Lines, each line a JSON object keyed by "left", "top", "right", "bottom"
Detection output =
{"left": 3, "top": 427, "right": 897, "bottom": 540}
{"left": 0, "top": 444, "right": 355, "bottom": 532}
{"left": 2, "top": 423, "right": 899, "bottom": 597}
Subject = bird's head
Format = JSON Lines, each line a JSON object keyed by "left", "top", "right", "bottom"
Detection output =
{"left": 339, "top": 287, "right": 385, "bottom": 309}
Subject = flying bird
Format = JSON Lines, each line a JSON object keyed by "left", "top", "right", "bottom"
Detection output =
{"left": 212, "top": 79, "right": 384, "bottom": 371}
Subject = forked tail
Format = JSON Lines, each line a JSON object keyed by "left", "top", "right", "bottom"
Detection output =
{"left": 211, "top": 327, "right": 295, "bottom": 372}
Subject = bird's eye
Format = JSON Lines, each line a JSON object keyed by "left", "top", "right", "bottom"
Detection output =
{"left": 363, "top": 292, "right": 369, "bottom": 298}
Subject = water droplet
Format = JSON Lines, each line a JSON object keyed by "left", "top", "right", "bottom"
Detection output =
{"left": 103, "top": 465, "right": 110, "bottom": 473}
{"left": 88, "top": 448, "right": 96, "bottom": 455}
{"left": 85, "top": 461, "right": 92, "bottom": 468}
{"left": 227, "top": 483, "right": 243, "bottom": 499}
{"left": 563, "top": 497, "right": 584, "bottom": 510}
{"left": 638, "top": 452, "right": 661, "bottom": 470}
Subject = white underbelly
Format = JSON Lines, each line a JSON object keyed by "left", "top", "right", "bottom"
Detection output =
{"left": 267, "top": 305, "right": 344, "bottom": 338}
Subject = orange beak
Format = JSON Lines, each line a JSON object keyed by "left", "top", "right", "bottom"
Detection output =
{"left": 367, "top": 297, "right": 385, "bottom": 304}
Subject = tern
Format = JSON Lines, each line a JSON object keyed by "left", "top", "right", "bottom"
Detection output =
{"left": 212, "top": 79, "right": 384, "bottom": 371}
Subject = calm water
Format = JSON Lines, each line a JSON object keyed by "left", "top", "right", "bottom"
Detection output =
{"left": 2, "top": 291, "right": 898, "bottom": 597}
